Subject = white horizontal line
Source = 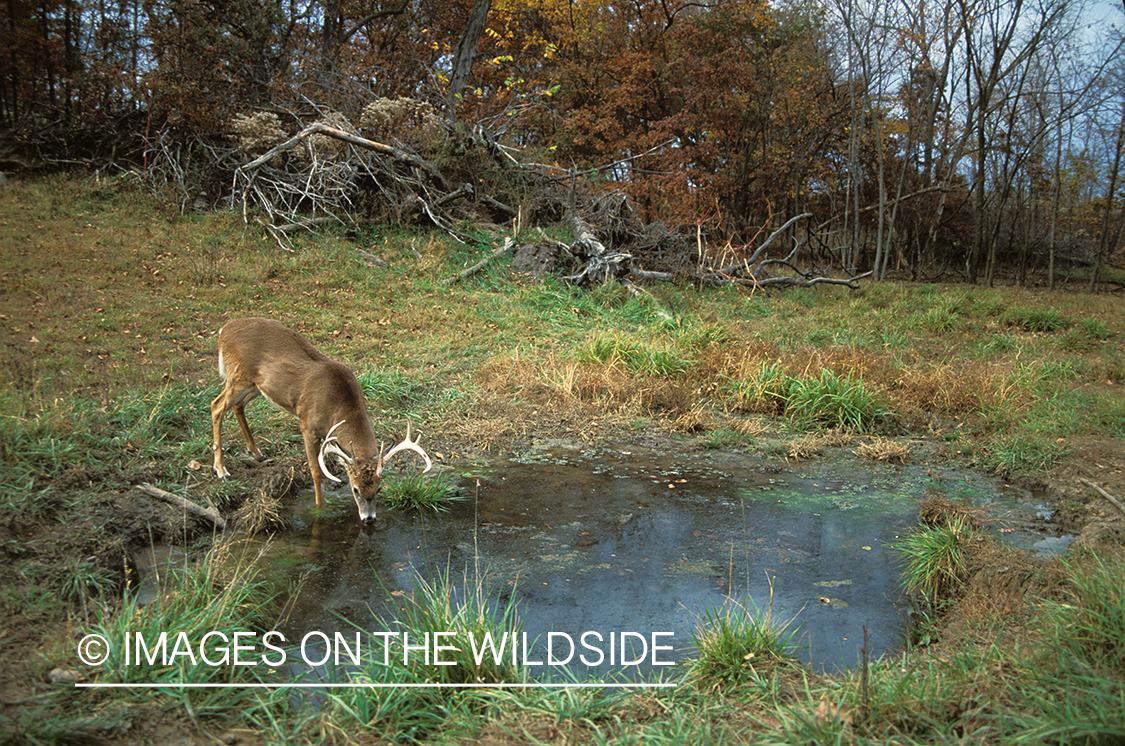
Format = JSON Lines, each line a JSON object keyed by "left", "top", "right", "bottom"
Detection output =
{"left": 76, "top": 682, "right": 676, "bottom": 689}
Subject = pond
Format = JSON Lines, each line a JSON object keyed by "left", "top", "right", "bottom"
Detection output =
{"left": 227, "top": 440, "right": 1066, "bottom": 680}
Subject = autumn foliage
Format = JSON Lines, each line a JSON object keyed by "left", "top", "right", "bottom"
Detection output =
{"left": 1, "top": 0, "right": 1120, "bottom": 281}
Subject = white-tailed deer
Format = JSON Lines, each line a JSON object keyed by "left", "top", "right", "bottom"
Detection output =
{"left": 210, "top": 318, "right": 432, "bottom": 522}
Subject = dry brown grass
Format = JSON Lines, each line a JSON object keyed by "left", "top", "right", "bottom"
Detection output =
{"left": 477, "top": 351, "right": 702, "bottom": 428}
{"left": 232, "top": 492, "right": 285, "bottom": 535}
{"left": 882, "top": 361, "right": 1027, "bottom": 421}
{"left": 786, "top": 435, "right": 824, "bottom": 461}
{"left": 670, "top": 403, "right": 715, "bottom": 433}
{"left": 729, "top": 417, "right": 771, "bottom": 437}
{"left": 918, "top": 497, "right": 982, "bottom": 528}
{"left": 232, "top": 468, "right": 298, "bottom": 534}
{"left": 854, "top": 437, "right": 911, "bottom": 463}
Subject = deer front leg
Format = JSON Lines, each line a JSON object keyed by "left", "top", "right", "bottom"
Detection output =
{"left": 302, "top": 430, "right": 326, "bottom": 506}
{"left": 210, "top": 394, "right": 232, "bottom": 480}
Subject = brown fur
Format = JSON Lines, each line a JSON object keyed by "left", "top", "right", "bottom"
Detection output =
{"left": 210, "top": 318, "right": 385, "bottom": 519}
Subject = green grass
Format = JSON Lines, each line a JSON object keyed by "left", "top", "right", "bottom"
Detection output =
{"left": 573, "top": 332, "right": 691, "bottom": 376}
{"left": 1058, "top": 317, "right": 1116, "bottom": 351}
{"left": 687, "top": 590, "right": 802, "bottom": 691}
{"left": 979, "top": 432, "right": 1070, "bottom": 477}
{"left": 786, "top": 369, "right": 891, "bottom": 433}
{"left": 2, "top": 176, "right": 1125, "bottom": 746}
{"left": 724, "top": 361, "right": 790, "bottom": 414}
{"left": 898, "top": 517, "right": 980, "bottom": 604}
{"left": 382, "top": 471, "right": 462, "bottom": 513}
{"left": 1001, "top": 306, "right": 1072, "bottom": 332}
{"left": 1047, "top": 550, "right": 1125, "bottom": 670}
{"left": 386, "top": 566, "right": 526, "bottom": 685}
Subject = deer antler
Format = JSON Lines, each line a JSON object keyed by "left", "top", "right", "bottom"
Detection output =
{"left": 318, "top": 419, "right": 352, "bottom": 482}
{"left": 376, "top": 421, "right": 433, "bottom": 475}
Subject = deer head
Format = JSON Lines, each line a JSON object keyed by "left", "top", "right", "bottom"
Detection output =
{"left": 318, "top": 419, "right": 433, "bottom": 522}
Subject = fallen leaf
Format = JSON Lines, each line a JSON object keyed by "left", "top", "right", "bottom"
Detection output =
{"left": 49, "top": 667, "right": 84, "bottom": 684}
{"left": 814, "top": 697, "right": 854, "bottom": 726}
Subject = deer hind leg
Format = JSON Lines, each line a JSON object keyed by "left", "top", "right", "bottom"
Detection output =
{"left": 233, "top": 402, "right": 266, "bottom": 462}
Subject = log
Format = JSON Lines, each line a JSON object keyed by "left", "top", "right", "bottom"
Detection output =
{"left": 137, "top": 483, "right": 227, "bottom": 531}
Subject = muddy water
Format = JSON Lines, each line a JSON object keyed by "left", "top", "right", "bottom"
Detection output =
{"left": 247, "top": 441, "right": 1063, "bottom": 676}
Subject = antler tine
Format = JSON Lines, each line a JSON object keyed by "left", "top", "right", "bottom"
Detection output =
{"left": 376, "top": 420, "right": 433, "bottom": 476}
{"left": 318, "top": 419, "right": 352, "bottom": 482}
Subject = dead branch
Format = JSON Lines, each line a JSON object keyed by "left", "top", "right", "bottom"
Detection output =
{"left": 1080, "top": 477, "right": 1125, "bottom": 518}
{"left": 739, "top": 213, "right": 814, "bottom": 269}
{"left": 443, "top": 237, "right": 516, "bottom": 285}
{"left": 433, "top": 182, "right": 474, "bottom": 208}
{"left": 137, "top": 483, "right": 227, "bottom": 531}
{"left": 239, "top": 122, "right": 447, "bottom": 189}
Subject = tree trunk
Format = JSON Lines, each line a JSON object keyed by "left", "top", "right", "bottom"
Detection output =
{"left": 446, "top": 0, "right": 492, "bottom": 123}
{"left": 1090, "top": 100, "right": 1125, "bottom": 292}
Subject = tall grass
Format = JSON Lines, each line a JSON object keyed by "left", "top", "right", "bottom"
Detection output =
{"left": 388, "top": 566, "right": 526, "bottom": 685}
{"left": 786, "top": 369, "right": 890, "bottom": 433}
{"left": 87, "top": 541, "right": 273, "bottom": 715}
{"left": 724, "top": 361, "right": 789, "bottom": 414}
{"left": 1047, "top": 550, "right": 1125, "bottom": 670}
{"left": 574, "top": 332, "right": 690, "bottom": 376}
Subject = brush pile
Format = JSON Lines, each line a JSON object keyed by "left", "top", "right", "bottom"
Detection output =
{"left": 154, "top": 99, "right": 869, "bottom": 290}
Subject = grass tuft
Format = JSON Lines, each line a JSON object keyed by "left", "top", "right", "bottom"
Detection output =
{"left": 724, "top": 361, "right": 789, "bottom": 414}
{"left": 382, "top": 472, "right": 462, "bottom": 513}
{"left": 574, "top": 332, "right": 690, "bottom": 376}
{"left": 898, "top": 517, "right": 980, "bottom": 605}
{"left": 786, "top": 369, "right": 890, "bottom": 433}
{"left": 979, "top": 432, "right": 1070, "bottom": 477}
{"left": 390, "top": 566, "right": 525, "bottom": 684}
{"left": 687, "top": 590, "right": 802, "bottom": 691}
{"left": 1002, "top": 306, "right": 1071, "bottom": 333}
